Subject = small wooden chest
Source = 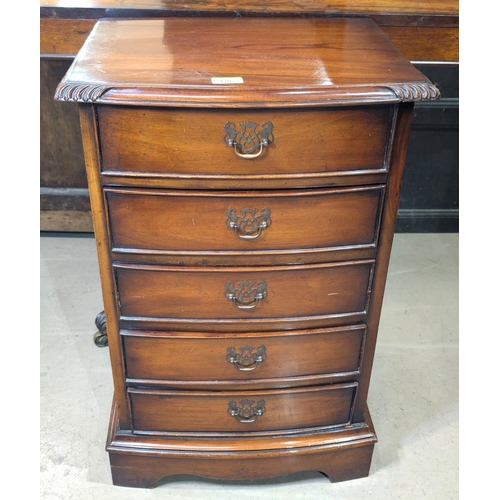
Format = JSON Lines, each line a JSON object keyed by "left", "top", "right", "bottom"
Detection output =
{"left": 55, "top": 17, "right": 439, "bottom": 487}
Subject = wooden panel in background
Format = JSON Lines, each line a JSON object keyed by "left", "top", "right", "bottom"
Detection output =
{"left": 40, "top": 18, "right": 97, "bottom": 55}
{"left": 40, "top": 1, "right": 459, "bottom": 62}
{"left": 40, "top": 18, "right": 459, "bottom": 63}
{"left": 380, "top": 26, "right": 458, "bottom": 62}
{"left": 40, "top": 59, "right": 87, "bottom": 188}
{"left": 40, "top": 0, "right": 459, "bottom": 18}
{"left": 40, "top": 58, "right": 92, "bottom": 231}
{"left": 40, "top": 210, "right": 93, "bottom": 232}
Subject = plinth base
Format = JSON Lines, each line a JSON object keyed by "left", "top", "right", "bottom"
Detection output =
{"left": 106, "top": 401, "right": 377, "bottom": 488}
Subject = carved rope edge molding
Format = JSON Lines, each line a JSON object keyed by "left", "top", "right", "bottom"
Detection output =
{"left": 55, "top": 82, "right": 441, "bottom": 103}
{"left": 55, "top": 83, "right": 110, "bottom": 102}
{"left": 386, "top": 82, "right": 441, "bottom": 102}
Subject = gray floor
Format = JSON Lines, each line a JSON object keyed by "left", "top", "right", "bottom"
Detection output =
{"left": 40, "top": 233, "right": 458, "bottom": 499}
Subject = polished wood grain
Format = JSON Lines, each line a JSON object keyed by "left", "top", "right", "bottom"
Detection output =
{"left": 99, "top": 106, "right": 393, "bottom": 177}
{"left": 128, "top": 383, "right": 356, "bottom": 433}
{"left": 40, "top": 1, "right": 459, "bottom": 63}
{"left": 114, "top": 260, "right": 374, "bottom": 328}
{"left": 54, "top": 18, "right": 439, "bottom": 107}
{"left": 122, "top": 325, "right": 365, "bottom": 385}
{"left": 105, "top": 186, "right": 384, "bottom": 258}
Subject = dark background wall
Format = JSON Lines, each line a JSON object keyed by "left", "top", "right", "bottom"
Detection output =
{"left": 396, "top": 65, "right": 458, "bottom": 232}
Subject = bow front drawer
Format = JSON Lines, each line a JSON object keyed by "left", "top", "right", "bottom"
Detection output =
{"left": 106, "top": 186, "right": 384, "bottom": 262}
{"left": 128, "top": 383, "right": 357, "bottom": 433}
{"left": 114, "top": 260, "right": 374, "bottom": 331}
{"left": 122, "top": 324, "right": 365, "bottom": 386}
{"left": 98, "top": 105, "right": 395, "bottom": 188}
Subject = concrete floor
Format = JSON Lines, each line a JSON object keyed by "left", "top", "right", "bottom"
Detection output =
{"left": 40, "top": 233, "right": 458, "bottom": 499}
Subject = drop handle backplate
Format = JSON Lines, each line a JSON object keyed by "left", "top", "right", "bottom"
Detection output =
{"left": 228, "top": 399, "right": 266, "bottom": 423}
{"left": 225, "top": 280, "right": 267, "bottom": 310}
{"left": 226, "top": 207, "right": 272, "bottom": 240}
{"left": 226, "top": 345, "right": 267, "bottom": 372}
{"left": 223, "top": 121, "right": 274, "bottom": 159}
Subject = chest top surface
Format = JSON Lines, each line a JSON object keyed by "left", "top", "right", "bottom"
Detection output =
{"left": 54, "top": 17, "right": 440, "bottom": 107}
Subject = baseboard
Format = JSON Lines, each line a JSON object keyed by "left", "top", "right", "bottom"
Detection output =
{"left": 396, "top": 209, "right": 458, "bottom": 233}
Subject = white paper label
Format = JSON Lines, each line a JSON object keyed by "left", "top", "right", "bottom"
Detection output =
{"left": 211, "top": 77, "right": 244, "bottom": 84}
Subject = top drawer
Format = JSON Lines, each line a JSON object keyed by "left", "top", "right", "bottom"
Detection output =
{"left": 98, "top": 105, "right": 395, "bottom": 188}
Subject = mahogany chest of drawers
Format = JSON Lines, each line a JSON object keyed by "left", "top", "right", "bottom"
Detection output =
{"left": 55, "top": 17, "right": 439, "bottom": 487}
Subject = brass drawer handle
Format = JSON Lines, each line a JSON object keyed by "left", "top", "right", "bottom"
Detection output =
{"left": 226, "top": 345, "right": 267, "bottom": 372}
{"left": 232, "top": 142, "right": 264, "bottom": 159}
{"left": 226, "top": 207, "right": 272, "bottom": 240}
{"left": 223, "top": 121, "right": 274, "bottom": 159}
{"left": 225, "top": 280, "right": 267, "bottom": 310}
{"left": 228, "top": 399, "right": 266, "bottom": 423}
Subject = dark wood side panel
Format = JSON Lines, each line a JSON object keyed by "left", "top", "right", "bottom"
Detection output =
{"left": 122, "top": 325, "right": 365, "bottom": 382}
{"left": 97, "top": 105, "right": 394, "bottom": 178}
{"left": 114, "top": 261, "right": 374, "bottom": 324}
{"left": 78, "top": 105, "right": 131, "bottom": 427}
{"left": 128, "top": 383, "right": 357, "bottom": 433}
{"left": 105, "top": 186, "right": 384, "bottom": 255}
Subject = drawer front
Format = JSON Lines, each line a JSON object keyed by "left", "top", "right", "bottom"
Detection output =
{"left": 98, "top": 106, "right": 394, "bottom": 180}
{"left": 114, "top": 261, "right": 374, "bottom": 326}
{"left": 106, "top": 186, "right": 384, "bottom": 256}
{"left": 123, "top": 325, "right": 365, "bottom": 382}
{"left": 128, "top": 383, "right": 357, "bottom": 433}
